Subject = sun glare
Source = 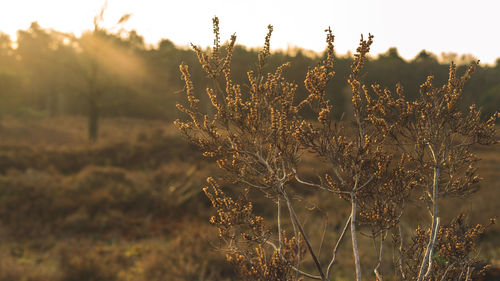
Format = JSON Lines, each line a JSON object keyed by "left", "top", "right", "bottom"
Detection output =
{"left": 0, "top": 0, "right": 499, "bottom": 64}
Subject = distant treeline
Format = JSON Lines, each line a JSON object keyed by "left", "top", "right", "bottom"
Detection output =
{"left": 0, "top": 22, "right": 499, "bottom": 122}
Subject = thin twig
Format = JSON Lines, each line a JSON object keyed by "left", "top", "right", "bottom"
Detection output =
{"left": 354, "top": 174, "right": 374, "bottom": 192}
{"left": 283, "top": 191, "right": 327, "bottom": 281}
{"left": 287, "top": 194, "right": 301, "bottom": 279}
{"left": 317, "top": 214, "right": 328, "bottom": 260}
{"left": 398, "top": 224, "right": 407, "bottom": 280}
{"left": 241, "top": 179, "right": 270, "bottom": 190}
{"left": 326, "top": 214, "right": 351, "bottom": 278}
{"left": 332, "top": 167, "right": 345, "bottom": 185}
{"left": 277, "top": 197, "right": 282, "bottom": 251}
{"left": 374, "top": 231, "right": 387, "bottom": 281}
{"left": 351, "top": 192, "right": 362, "bottom": 281}
{"left": 265, "top": 240, "right": 322, "bottom": 280}
{"left": 464, "top": 265, "right": 471, "bottom": 281}
{"left": 295, "top": 173, "right": 350, "bottom": 195}
{"left": 439, "top": 262, "right": 456, "bottom": 281}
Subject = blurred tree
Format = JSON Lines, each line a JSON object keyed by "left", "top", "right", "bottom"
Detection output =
{"left": 0, "top": 20, "right": 498, "bottom": 126}
{"left": 0, "top": 33, "right": 14, "bottom": 62}
{"left": 365, "top": 47, "right": 408, "bottom": 94}
{"left": 480, "top": 84, "right": 500, "bottom": 118}
{"left": 73, "top": 5, "right": 142, "bottom": 141}
{"left": 495, "top": 58, "right": 500, "bottom": 70}
{"left": 16, "top": 22, "right": 71, "bottom": 117}
{"left": 0, "top": 33, "right": 25, "bottom": 117}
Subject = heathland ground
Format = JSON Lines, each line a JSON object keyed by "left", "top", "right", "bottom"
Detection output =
{"left": 0, "top": 116, "right": 497, "bottom": 280}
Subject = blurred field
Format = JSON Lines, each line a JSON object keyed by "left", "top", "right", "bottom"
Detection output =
{"left": 0, "top": 116, "right": 498, "bottom": 280}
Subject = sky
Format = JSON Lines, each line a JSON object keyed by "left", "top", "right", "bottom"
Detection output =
{"left": 1, "top": 0, "right": 499, "bottom": 65}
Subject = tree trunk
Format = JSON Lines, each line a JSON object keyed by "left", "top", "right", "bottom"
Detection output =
{"left": 88, "top": 97, "right": 99, "bottom": 142}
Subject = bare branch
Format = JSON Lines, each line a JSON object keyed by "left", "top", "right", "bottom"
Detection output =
{"left": 439, "top": 262, "right": 456, "bottom": 281}
{"left": 295, "top": 173, "right": 350, "bottom": 195}
{"left": 374, "top": 231, "right": 388, "bottom": 281}
{"left": 417, "top": 165, "right": 441, "bottom": 281}
{"left": 464, "top": 265, "right": 471, "bottom": 281}
{"left": 283, "top": 191, "right": 327, "bottom": 281}
{"left": 398, "top": 224, "right": 407, "bottom": 280}
{"left": 423, "top": 218, "right": 441, "bottom": 281}
{"left": 351, "top": 193, "right": 362, "bottom": 281}
{"left": 326, "top": 214, "right": 351, "bottom": 278}
{"left": 354, "top": 174, "right": 374, "bottom": 192}
{"left": 317, "top": 214, "right": 328, "bottom": 259}
{"left": 277, "top": 197, "right": 282, "bottom": 251}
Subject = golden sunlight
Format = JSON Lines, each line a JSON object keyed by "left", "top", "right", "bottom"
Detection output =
{"left": 1, "top": 0, "right": 499, "bottom": 64}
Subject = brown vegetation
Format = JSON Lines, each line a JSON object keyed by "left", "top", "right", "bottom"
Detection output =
{"left": 0, "top": 114, "right": 496, "bottom": 280}
{"left": 176, "top": 17, "right": 498, "bottom": 281}
{"left": 0, "top": 16, "right": 498, "bottom": 281}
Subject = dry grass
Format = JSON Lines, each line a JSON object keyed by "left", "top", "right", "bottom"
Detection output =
{"left": 0, "top": 117, "right": 497, "bottom": 280}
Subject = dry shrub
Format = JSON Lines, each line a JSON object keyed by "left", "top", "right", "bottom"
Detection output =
{"left": 58, "top": 244, "right": 121, "bottom": 281}
{"left": 141, "top": 225, "right": 233, "bottom": 281}
{"left": 50, "top": 226, "right": 232, "bottom": 281}
{"left": 0, "top": 132, "right": 201, "bottom": 174}
{"left": 0, "top": 162, "right": 214, "bottom": 238}
{"left": 176, "top": 17, "right": 498, "bottom": 281}
{"left": 0, "top": 251, "right": 55, "bottom": 281}
{"left": 0, "top": 169, "right": 62, "bottom": 237}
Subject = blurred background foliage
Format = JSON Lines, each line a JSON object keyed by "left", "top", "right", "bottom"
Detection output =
{"left": 0, "top": 22, "right": 498, "bottom": 126}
